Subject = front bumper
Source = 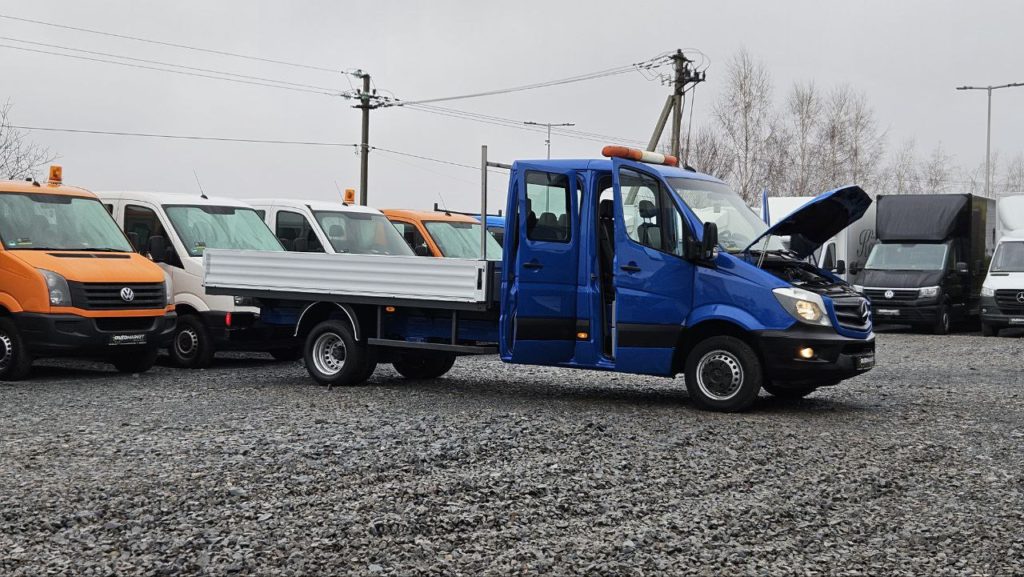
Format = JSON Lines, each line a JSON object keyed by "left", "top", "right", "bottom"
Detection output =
{"left": 754, "top": 326, "right": 875, "bottom": 386}
{"left": 980, "top": 295, "right": 1024, "bottom": 327}
{"left": 869, "top": 302, "right": 940, "bottom": 324}
{"left": 14, "top": 312, "right": 177, "bottom": 357}
{"left": 199, "top": 311, "right": 298, "bottom": 351}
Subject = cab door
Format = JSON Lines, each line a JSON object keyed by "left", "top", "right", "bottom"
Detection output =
{"left": 611, "top": 159, "right": 696, "bottom": 376}
{"left": 500, "top": 165, "right": 580, "bottom": 365}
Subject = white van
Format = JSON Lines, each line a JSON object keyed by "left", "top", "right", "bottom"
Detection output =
{"left": 980, "top": 195, "right": 1024, "bottom": 336}
{"left": 98, "top": 192, "right": 299, "bottom": 367}
{"left": 245, "top": 198, "right": 413, "bottom": 256}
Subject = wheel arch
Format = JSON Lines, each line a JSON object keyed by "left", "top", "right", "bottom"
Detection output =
{"left": 295, "top": 302, "right": 365, "bottom": 341}
{"left": 672, "top": 318, "right": 762, "bottom": 375}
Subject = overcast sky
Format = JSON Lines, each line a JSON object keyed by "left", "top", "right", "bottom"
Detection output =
{"left": 2, "top": 0, "right": 1023, "bottom": 211}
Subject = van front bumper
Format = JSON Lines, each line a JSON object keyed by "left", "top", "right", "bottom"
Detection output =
{"left": 869, "top": 303, "right": 940, "bottom": 324}
{"left": 980, "top": 295, "right": 1024, "bottom": 328}
{"left": 14, "top": 312, "right": 177, "bottom": 357}
{"left": 754, "top": 326, "right": 875, "bottom": 386}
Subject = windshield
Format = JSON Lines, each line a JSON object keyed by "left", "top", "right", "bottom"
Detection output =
{"left": 666, "top": 177, "right": 784, "bottom": 253}
{"left": 0, "top": 192, "right": 132, "bottom": 251}
{"left": 164, "top": 205, "right": 282, "bottom": 257}
{"left": 992, "top": 241, "right": 1024, "bottom": 273}
{"left": 424, "top": 221, "right": 503, "bottom": 260}
{"left": 313, "top": 211, "right": 413, "bottom": 255}
{"left": 865, "top": 243, "right": 948, "bottom": 271}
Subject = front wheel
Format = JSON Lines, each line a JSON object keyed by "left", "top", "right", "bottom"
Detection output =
{"left": 0, "top": 316, "right": 32, "bottom": 381}
{"left": 168, "top": 315, "right": 215, "bottom": 368}
{"left": 392, "top": 351, "right": 456, "bottom": 380}
{"left": 110, "top": 347, "right": 159, "bottom": 374}
{"left": 684, "top": 336, "right": 762, "bottom": 412}
{"left": 981, "top": 322, "right": 998, "bottom": 337}
{"left": 932, "top": 305, "right": 951, "bottom": 335}
{"left": 304, "top": 320, "right": 376, "bottom": 386}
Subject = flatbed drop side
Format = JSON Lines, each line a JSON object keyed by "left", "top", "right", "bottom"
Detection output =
{"left": 204, "top": 147, "right": 876, "bottom": 412}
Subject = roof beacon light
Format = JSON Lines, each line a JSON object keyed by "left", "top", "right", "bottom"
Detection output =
{"left": 344, "top": 188, "right": 356, "bottom": 204}
{"left": 601, "top": 146, "right": 679, "bottom": 167}
{"left": 48, "top": 164, "right": 63, "bottom": 185}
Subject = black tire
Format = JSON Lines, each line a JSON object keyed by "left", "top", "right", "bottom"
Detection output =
{"left": 110, "top": 347, "right": 159, "bottom": 374}
{"left": 0, "top": 316, "right": 32, "bottom": 381}
{"left": 392, "top": 351, "right": 456, "bottom": 380}
{"left": 763, "top": 382, "right": 818, "bottom": 399}
{"left": 981, "top": 322, "right": 998, "bottom": 337}
{"left": 270, "top": 347, "right": 303, "bottom": 362}
{"left": 684, "top": 336, "right": 762, "bottom": 412}
{"left": 168, "top": 315, "right": 215, "bottom": 369}
{"left": 303, "top": 320, "right": 375, "bottom": 386}
{"left": 932, "top": 305, "right": 951, "bottom": 335}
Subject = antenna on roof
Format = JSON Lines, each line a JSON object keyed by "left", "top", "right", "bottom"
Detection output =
{"left": 193, "top": 169, "right": 208, "bottom": 200}
{"left": 435, "top": 192, "right": 451, "bottom": 215}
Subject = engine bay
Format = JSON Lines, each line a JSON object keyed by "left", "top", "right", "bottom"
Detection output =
{"left": 758, "top": 253, "right": 861, "bottom": 299}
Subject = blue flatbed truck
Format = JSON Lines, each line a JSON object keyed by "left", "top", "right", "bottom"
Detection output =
{"left": 204, "top": 146, "right": 876, "bottom": 412}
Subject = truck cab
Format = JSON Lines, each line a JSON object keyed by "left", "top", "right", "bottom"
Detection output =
{"left": 0, "top": 167, "right": 175, "bottom": 379}
{"left": 980, "top": 237, "right": 1024, "bottom": 336}
{"left": 384, "top": 209, "right": 503, "bottom": 260}
{"left": 98, "top": 191, "right": 295, "bottom": 367}
{"left": 247, "top": 198, "right": 413, "bottom": 256}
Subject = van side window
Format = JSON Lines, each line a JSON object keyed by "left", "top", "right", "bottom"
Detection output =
{"left": 276, "top": 211, "right": 324, "bottom": 252}
{"left": 619, "top": 168, "right": 683, "bottom": 256}
{"left": 525, "top": 171, "right": 571, "bottom": 243}
{"left": 124, "top": 204, "right": 180, "bottom": 267}
{"left": 392, "top": 221, "right": 430, "bottom": 256}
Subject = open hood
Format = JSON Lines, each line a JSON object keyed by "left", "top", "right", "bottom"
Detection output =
{"left": 744, "top": 185, "right": 872, "bottom": 259}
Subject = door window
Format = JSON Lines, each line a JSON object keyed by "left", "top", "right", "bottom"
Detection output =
{"left": 124, "top": 204, "right": 180, "bottom": 266}
{"left": 525, "top": 171, "right": 571, "bottom": 243}
{"left": 619, "top": 167, "right": 683, "bottom": 256}
{"left": 391, "top": 221, "right": 430, "bottom": 255}
{"left": 276, "top": 210, "right": 324, "bottom": 252}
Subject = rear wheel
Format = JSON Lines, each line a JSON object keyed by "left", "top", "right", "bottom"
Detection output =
{"left": 110, "top": 347, "right": 159, "bottom": 374}
{"left": 304, "top": 320, "right": 375, "bottom": 386}
{"left": 392, "top": 351, "right": 456, "bottom": 380}
{"left": 684, "top": 336, "right": 762, "bottom": 412}
{"left": 0, "top": 317, "right": 32, "bottom": 381}
{"left": 981, "top": 322, "right": 998, "bottom": 337}
{"left": 932, "top": 305, "right": 951, "bottom": 335}
{"left": 169, "top": 315, "right": 215, "bottom": 369}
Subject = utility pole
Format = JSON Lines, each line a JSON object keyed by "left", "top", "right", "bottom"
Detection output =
{"left": 356, "top": 71, "right": 372, "bottom": 206}
{"left": 524, "top": 121, "right": 575, "bottom": 159}
{"left": 956, "top": 82, "right": 1024, "bottom": 198}
{"left": 647, "top": 49, "right": 705, "bottom": 160}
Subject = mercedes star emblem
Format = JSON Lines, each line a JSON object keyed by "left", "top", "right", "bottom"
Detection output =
{"left": 1017, "top": 291, "right": 1024, "bottom": 304}
{"left": 884, "top": 290, "right": 894, "bottom": 299}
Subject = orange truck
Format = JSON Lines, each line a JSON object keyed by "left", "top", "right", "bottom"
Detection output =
{"left": 0, "top": 166, "right": 176, "bottom": 380}
{"left": 383, "top": 208, "right": 503, "bottom": 260}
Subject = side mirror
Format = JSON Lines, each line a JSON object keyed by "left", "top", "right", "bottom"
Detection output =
{"left": 956, "top": 261, "right": 969, "bottom": 274}
{"left": 700, "top": 222, "right": 718, "bottom": 261}
{"left": 414, "top": 244, "right": 431, "bottom": 257}
{"left": 849, "top": 263, "right": 861, "bottom": 276}
{"left": 126, "top": 232, "right": 141, "bottom": 252}
{"left": 148, "top": 235, "right": 167, "bottom": 263}
{"left": 833, "top": 259, "right": 847, "bottom": 275}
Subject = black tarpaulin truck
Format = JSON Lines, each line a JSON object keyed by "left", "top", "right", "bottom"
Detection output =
{"left": 856, "top": 194, "right": 996, "bottom": 334}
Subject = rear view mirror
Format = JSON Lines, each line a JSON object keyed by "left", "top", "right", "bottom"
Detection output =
{"left": 956, "top": 261, "right": 969, "bottom": 274}
{"left": 701, "top": 222, "right": 718, "bottom": 261}
{"left": 834, "top": 259, "right": 847, "bottom": 275}
{"left": 849, "top": 263, "right": 861, "bottom": 276}
{"left": 414, "top": 244, "right": 431, "bottom": 257}
{"left": 148, "top": 235, "right": 167, "bottom": 263}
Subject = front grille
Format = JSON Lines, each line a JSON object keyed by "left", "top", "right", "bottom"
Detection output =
{"left": 832, "top": 296, "right": 871, "bottom": 332}
{"left": 863, "top": 287, "right": 918, "bottom": 303}
{"left": 995, "top": 289, "right": 1024, "bottom": 314}
{"left": 69, "top": 282, "right": 166, "bottom": 310}
{"left": 95, "top": 317, "right": 158, "bottom": 332}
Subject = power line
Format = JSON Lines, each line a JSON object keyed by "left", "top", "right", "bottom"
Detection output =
{"left": 0, "top": 12, "right": 342, "bottom": 74}
{"left": 0, "top": 43, "right": 341, "bottom": 96}
{"left": 11, "top": 125, "right": 358, "bottom": 146}
{"left": 0, "top": 36, "right": 344, "bottom": 93}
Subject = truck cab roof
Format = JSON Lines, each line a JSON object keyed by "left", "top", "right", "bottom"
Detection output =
{"left": 514, "top": 159, "right": 723, "bottom": 183}
{"left": 1, "top": 179, "right": 96, "bottom": 198}
{"left": 97, "top": 191, "right": 258, "bottom": 208}
{"left": 246, "top": 198, "right": 387, "bottom": 216}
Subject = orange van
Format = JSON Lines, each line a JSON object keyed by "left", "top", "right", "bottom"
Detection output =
{"left": 0, "top": 166, "right": 176, "bottom": 380}
{"left": 383, "top": 209, "right": 502, "bottom": 260}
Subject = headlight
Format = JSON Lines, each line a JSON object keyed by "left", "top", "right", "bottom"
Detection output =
{"left": 234, "top": 296, "right": 255, "bottom": 307}
{"left": 852, "top": 285, "right": 864, "bottom": 294}
{"left": 37, "top": 269, "right": 71, "bottom": 307}
{"left": 981, "top": 286, "right": 994, "bottom": 297}
{"left": 773, "top": 287, "right": 832, "bottom": 327}
{"left": 919, "top": 286, "right": 940, "bottom": 298}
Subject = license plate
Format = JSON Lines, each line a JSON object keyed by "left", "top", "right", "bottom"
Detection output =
{"left": 109, "top": 334, "right": 147, "bottom": 346}
{"left": 875, "top": 309, "right": 899, "bottom": 316}
{"left": 1010, "top": 319, "right": 1024, "bottom": 325}
{"left": 856, "top": 354, "right": 875, "bottom": 370}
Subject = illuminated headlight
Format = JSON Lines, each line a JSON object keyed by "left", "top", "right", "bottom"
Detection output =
{"left": 37, "top": 269, "right": 71, "bottom": 307}
{"left": 919, "top": 286, "right": 940, "bottom": 298}
{"left": 980, "top": 286, "right": 994, "bottom": 297}
{"left": 852, "top": 285, "right": 864, "bottom": 294}
{"left": 234, "top": 296, "right": 256, "bottom": 307}
{"left": 773, "top": 287, "right": 832, "bottom": 327}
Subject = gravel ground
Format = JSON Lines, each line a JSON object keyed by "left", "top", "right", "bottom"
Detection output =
{"left": 2, "top": 332, "right": 1023, "bottom": 576}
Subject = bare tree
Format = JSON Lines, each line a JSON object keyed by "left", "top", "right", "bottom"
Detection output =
{"left": 920, "top": 143, "right": 955, "bottom": 193}
{"left": 714, "top": 49, "right": 774, "bottom": 203}
{"left": 0, "top": 101, "right": 55, "bottom": 179}
{"left": 845, "top": 90, "right": 885, "bottom": 189}
{"left": 686, "top": 126, "right": 734, "bottom": 181}
{"left": 999, "top": 153, "right": 1024, "bottom": 195}
{"left": 812, "top": 88, "right": 851, "bottom": 191}
{"left": 783, "top": 81, "right": 822, "bottom": 196}
{"left": 885, "top": 139, "right": 920, "bottom": 195}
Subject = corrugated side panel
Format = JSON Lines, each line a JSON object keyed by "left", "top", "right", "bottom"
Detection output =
{"left": 203, "top": 250, "right": 487, "bottom": 303}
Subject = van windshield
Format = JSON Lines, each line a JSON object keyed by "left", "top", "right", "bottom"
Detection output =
{"left": 164, "top": 205, "right": 282, "bottom": 257}
{"left": 0, "top": 192, "right": 132, "bottom": 251}
{"left": 313, "top": 211, "right": 413, "bottom": 255}
{"left": 865, "top": 243, "right": 948, "bottom": 271}
{"left": 991, "top": 241, "right": 1024, "bottom": 273}
{"left": 424, "top": 221, "right": 503, "bottom": 260}
{"left": 667, "top": 177, "right": 784, "bottom": 253}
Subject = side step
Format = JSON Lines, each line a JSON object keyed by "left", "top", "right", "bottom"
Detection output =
{"left": 367, "top": 338, "right": 497, "bottom": 355}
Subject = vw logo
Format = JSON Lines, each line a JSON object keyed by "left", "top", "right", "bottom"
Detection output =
{"left": 120, "top": 287, "right": 135, "bottom": 302}
{"left": 1017, "top": 291, "right": 1024, "bottom": 304}
{"left": 884, "top": 290, "right": 894, "bottom": 299}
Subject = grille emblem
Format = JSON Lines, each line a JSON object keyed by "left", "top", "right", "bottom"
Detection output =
{"left": 860, "top": 301, "right": 870, "bottom": 322}
{"left": 120, "top": 287, "right": 135, "bottom": 302}
{"left": 884, "top": 290, "right": 894, "bottom": 299}
{"left": 1017, "top": 292, "right": 1024, "bottom": 304}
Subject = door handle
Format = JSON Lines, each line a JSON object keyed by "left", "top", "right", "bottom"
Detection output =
{"left": 523, "top": 261, "right": 543, "bottom": 270}
{"left": 620, "top": 263, "right": 641, "bottom": 273}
